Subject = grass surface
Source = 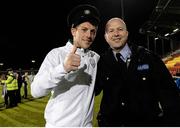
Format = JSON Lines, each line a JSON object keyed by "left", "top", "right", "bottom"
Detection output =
{"left": 0, "top": 85, "right": 102, "bottom": 127}
{"left": 0, "top": 96, "right": 48, "bottom": 127}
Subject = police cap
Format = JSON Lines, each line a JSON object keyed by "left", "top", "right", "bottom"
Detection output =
{"left": 67, "top": 4, "right": 100, "bottom": 28}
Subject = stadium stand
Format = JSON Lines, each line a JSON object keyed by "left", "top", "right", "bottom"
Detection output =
{"left": 164, "top": 50, "right": 180, "bottom": 77}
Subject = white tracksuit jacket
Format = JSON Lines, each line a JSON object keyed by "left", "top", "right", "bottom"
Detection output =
{"left": 31, "top": 41, "right": 100, "bottom": 127}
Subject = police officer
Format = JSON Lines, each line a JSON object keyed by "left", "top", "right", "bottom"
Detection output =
{"left": 95, "top": 17, "right": 180, "bottom": 126}
{"left": 3, "top": 68, "right": 18, "bottom": 108}
{"left": 31, "top": 4, "right": 100, "bottom": 127}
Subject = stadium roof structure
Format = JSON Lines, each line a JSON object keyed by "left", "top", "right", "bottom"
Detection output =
{"left": 139, "top": 0, "right": 180, "bottom": 40}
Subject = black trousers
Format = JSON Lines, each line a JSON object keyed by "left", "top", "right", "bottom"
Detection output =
{"left": 7, "top": 90, "right": 17, "bottom": 107}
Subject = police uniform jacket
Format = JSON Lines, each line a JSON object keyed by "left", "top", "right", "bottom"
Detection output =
{"left": 5, "top": 73, "right": 18, "bottom": 91}
{"left": 95, "top": 44, "right": 180, "bottom": 126}
{"left": 31, "top": 41, "right": 100, "bottom": 127}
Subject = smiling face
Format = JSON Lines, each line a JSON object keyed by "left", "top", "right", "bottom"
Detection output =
{"left": 71, "top": 21, "right": 98, "bottom": 49}
{"left": 104, "top": 18, "right": 128, "bottom": 52}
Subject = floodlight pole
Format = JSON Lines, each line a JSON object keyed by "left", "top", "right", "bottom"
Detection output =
{"left": 121, "top": 0, "right": 124, "bottom": 20}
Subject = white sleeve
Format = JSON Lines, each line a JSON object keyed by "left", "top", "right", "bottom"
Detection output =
{"left": 31, "top": 49, "right": 67, "bottom": 98}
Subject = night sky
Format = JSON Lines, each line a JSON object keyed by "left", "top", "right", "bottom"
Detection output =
{"left": 0, "top": 0, "right": 158, "bottom": 70}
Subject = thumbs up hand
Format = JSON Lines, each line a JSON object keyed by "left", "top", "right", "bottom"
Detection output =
{"left": 63, "top": 45, "right": 81, "bottom": 73}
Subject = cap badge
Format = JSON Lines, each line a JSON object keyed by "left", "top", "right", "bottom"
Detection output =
{"left": 84, "top": 9, "right": 90, "bottom": 15}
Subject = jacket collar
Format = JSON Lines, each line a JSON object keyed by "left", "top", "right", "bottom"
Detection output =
{"left": 65, "top": 41, "right": 90, "bottom": 56}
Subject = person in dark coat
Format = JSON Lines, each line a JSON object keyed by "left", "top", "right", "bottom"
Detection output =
{"left": 17, "top": 70, "right": 23, "bottom": 103}
{"left": 95, "top": 17, "right": 180, "bottom": 127}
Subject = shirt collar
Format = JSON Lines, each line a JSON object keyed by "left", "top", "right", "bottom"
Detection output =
{"left": 120, "top": 43, "right": 132, "bottom": 60}
{"left": 113, "top": 43, "right": 132, "bottom": 62}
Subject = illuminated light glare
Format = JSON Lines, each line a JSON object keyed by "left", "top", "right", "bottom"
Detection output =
{"left": 173, "top": 28, "right": 179, "bottom": 33}
{"left": 31, "top": 60, "right": 36, "bottom": 63}
{"left": 164, "top": 33, "right": 169, "bottom": 36}
{"left": 155, "top": 37, "right": 158, "bottom": 40}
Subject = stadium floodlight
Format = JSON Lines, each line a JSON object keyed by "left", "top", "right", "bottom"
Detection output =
{"left": 164, "top": 33, "right": 169, "bottom": 37}
{"left": 155, "top": 37, "right": 159, "bottom": 40}
{"left": 31, "top": 60, "right": 36, "bottom": 63}
{"left": 173, "top": 28, "right": 179, "bottom": 33}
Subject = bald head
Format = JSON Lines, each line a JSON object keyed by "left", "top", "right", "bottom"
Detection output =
{"left": 105, "top": 17, "right": 127, "bottom": 33}
{"left": 104, "top": 17, "right": 129, "bottom": 52}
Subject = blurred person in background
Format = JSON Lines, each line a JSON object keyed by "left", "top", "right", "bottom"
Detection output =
{"left": 16, "top": 69, "right": 23, "bottom": 103}
{"left": 22, "top": 72, "right": 30, "bottom": 99}
{"left": 0, "top": 74, "right": 8, "bottom": 108}
{"left": 1, "top": 68, "right": 18, "bottom": 108}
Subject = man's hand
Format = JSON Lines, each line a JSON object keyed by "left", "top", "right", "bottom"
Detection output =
{"left": 63, "top": 45, "right": 81, "bottom": 72}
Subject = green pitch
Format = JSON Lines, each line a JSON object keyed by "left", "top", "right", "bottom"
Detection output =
{"left": 0, "top": 86, "right": 102, "bottom": 127}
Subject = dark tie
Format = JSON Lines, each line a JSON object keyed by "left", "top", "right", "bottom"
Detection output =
{"left": 116, "top": 53, "right": 125, "bottom": 63}
{"left": 116, "top": 53, "right": 127, "bottom": 69}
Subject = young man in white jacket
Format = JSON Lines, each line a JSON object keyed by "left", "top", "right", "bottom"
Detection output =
{"left": 31, "top": 4, "right": 100, "bottom": 127}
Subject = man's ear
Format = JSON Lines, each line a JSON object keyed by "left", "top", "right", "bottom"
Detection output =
{"left": 71, "top": 28, "right": 76, "bottom": 37}
{"left": 126, "top": 31, "right": 129, "bottom": 37}
{"left": 104, "top": 33, "right": 108, "bottom": 41}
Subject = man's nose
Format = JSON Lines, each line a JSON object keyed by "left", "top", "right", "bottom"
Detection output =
{"left": 114, "top": 31, "right": 119, "bottom": 36}
{"left": 86, "top": 31, "right": 91, "bottom": 38}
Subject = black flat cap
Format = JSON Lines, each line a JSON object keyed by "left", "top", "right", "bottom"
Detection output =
{"left": 67, "top": 4, "right": 100, "bottom": 28}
